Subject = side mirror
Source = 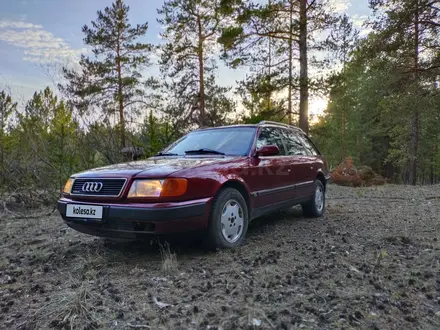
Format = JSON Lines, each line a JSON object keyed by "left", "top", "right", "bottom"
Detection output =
{"left": 255, "top": 145, "right": 280, "bottom": 157}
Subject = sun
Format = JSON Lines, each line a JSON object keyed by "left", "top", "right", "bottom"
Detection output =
{"left": 309, "top": 97, "right": 328, "bottom": 126}
{"left": 309, "top": 97, "right": 328, "bottom": 116}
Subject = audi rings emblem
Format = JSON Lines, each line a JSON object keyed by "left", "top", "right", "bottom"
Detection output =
{"left": 82, "top": 182, "right": 103, "bottom": 193}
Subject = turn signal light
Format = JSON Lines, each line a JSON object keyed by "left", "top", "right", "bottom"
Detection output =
{"left": 127, "top": 178, "right": 188, "bottom": 198}
{"left": 63, "top": 178, "right": 74, "bottom": 194}
{"left": 161, "top": 178, "right": 188, "bottom": 197}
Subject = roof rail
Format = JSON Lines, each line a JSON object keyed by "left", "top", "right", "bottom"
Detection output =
{"left": 258, "top": 120, "right": 302, "bottom": 131}
{"left": 258, "top": 120, "right": 288, "bottom": 127}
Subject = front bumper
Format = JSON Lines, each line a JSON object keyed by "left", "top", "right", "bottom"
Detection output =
{"left": 57, "top": 197, "right": 212, "bottom": 238}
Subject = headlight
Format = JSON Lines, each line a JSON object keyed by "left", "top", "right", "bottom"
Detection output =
{"left": 127, "top": 179, "right": 188, "bottom": 198}
{"left": 63, "top": 178, "right": 74, "bottom": 194}
{"left": 128, "top": 180, "right": 163, "bottom": 198}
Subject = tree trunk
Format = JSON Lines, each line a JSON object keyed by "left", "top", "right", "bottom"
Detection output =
{"left": 408, "top": 111, "right": 419, "bottom": 185}
{"left": 288, "top": 0, "right": 293, "bottom": 124}
{"left": 408, "top": 1, "right": 420, "bottom": 185}
{"left": 116, "top": 34, "right": 125, "bottom": 148}
{"left": 431, "top": 143, "right": 435, "bottom": 184}
{"left": 341, "top": 110, "right": 346, "bottom": 158}
{"left": 265, "top": 0, "right": 272, "bottom": 113}
{"left": 0, "top": 114, "right": 3, "bottom": 172}
{"left": 197, "top": 15, "right": 206, "bottom": 127}
{"left": 59, "top": 124, "right": 65, "bottom": 196}
{"left": 356, "top": 134, "right": 360, "bottom": 163}
{"left": 341, "top": 50, "right": 347, "bottom": 159}
{"left": 299, "top": 0, "right": 309, "bottom": 134}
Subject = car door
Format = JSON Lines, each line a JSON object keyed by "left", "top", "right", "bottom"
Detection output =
{"left": 281, "top": 128, "right": 315, "bottom": 199}
{"left": 248, "top": 126, "right": 294, "bottom": 210}
{"left": 297, "top": 131, "right": 329, "bottom": 181}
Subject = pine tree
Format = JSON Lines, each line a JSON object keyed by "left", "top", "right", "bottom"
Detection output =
{"left": 158, "top": 0, "right": 229, "bottom": 128}
{"left": 235, "top": 74, "right": 286, "bottom": 123}
{"left": 0, "top": 91, "right": 16, "bottom": 179}
{"left": 328, "top": 14, "right": 359, "bottom": 159}
{"left": 7, "top": 88, "right": 79, "bottom": 200}
{"left": 369, "top": 0, "right": 440, "bottom": 184}
{"left": 314, "top": 21, "right": 440, "bottom": 184}
{"left": 138, "top": 110, "right": 177, "bottom": 157}
{"left": 61, "top": 0, "right": 154, "bottom": 148}
{"left": 219, "top": 0, "right": 337, "bottom": 132}
{"left": 220, "top": 0, "right": 293, "bottom": 120}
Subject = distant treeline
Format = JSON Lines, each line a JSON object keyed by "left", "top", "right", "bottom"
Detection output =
{"left": 1, "top": 0, "right": 439, "bottom": 206}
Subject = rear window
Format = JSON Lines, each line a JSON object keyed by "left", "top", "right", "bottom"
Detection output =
{"left": 298, "top": 134, "right": 321, "bottom": 156}
{"left": 280, "top": 129, "right": 308, "bottom": 156}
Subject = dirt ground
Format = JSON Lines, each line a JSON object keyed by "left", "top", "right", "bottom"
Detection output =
{"left": 1, "top": 184, "right": 440, "bottom": 330}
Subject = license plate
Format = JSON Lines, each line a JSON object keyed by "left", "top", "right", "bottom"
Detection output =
{"left": 66, "top": 204, "right": 103, "bottom": 220}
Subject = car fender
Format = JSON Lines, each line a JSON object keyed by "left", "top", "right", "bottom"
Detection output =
{"left": 211, "top": 173, "right": 253, "bottom": 207}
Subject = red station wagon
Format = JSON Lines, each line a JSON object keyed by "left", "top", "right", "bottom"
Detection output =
{"left": 58, "top": 121, "right": 330, "bottom": 249}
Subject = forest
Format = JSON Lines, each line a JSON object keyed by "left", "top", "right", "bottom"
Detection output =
{"left": 1, "top": 0, "right": 440, "bottom": 206}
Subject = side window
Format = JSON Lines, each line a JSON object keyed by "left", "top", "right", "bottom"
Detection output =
{"left": 281, "top": 129, "right": 308, "bottom": 156}
{"left": 256, "top": 127, "right": 286, "bottom": 156}
{"left": 298, "top": 134, "right": 320, "bottom": 156}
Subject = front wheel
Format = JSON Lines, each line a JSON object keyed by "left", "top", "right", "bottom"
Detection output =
{"left": 301, "top": 180, "right": 326, "bottom": 218}
{"left": 205, "top": 188, "right": 249, "bottom": 249}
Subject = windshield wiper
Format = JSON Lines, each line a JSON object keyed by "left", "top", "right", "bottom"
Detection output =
{"left": 156, "top": 152, "right": 179, "bottom": 156}
{"left": 184, "top": 148, "right": 225, "bottom": 155}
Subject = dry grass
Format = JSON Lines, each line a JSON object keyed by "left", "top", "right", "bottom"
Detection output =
{"left": 26, "top": 240, "right": 117, "bottom": 329}
{"left": 32, "top": 279, "right": 102, "bottom": 329}
{"left": 244, "top": 305, "right": 276, "bottom": 329}
{"left": 254, "top": 265, "right": 277, "bottom": 288}
{"left": 0, "top": 256, "right": 9, "bottom": 271}
{"left": 158, "top": 241, "right": 178, "bottom": 274}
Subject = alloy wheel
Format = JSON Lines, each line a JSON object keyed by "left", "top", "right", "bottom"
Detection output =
{"left": 220, "top": 199, "right": 244, "bottom": 243}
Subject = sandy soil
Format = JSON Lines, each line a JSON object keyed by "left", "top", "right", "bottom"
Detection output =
{"left": 1, "top": 184, "right": 440, "bottom": 330}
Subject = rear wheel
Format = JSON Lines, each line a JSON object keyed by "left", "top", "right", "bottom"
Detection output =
{"left": 205, "top": 188, "right": 249, "bottom": 249}
{"left": 301, "top": 179, "right": 325, "bottom": 218}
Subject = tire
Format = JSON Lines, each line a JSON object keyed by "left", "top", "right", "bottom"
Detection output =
{"left": 205, "top": 188, "right": 249, "bottom": 250}
{"left": 301, "top": 179, "right": 326, "bottom": 218}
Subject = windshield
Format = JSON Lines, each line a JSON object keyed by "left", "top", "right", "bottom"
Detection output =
{"left": 163, "top": 127, "right": 257, "bottom": 156}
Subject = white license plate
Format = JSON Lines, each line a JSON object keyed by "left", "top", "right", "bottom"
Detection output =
{"left": 66, "top": 204, "right": 103, "bottom": 220}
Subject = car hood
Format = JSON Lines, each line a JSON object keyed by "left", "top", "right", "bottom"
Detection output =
{"left": 73, "top": 156, "right": 239, "bottom": 178}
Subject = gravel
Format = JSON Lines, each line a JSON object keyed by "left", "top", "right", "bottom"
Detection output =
{"left": 1, "top": 184, "right": 440, "bottom": 329}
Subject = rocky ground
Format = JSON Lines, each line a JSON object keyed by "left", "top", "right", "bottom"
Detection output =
{"left": 1, "top": 184, "right": 440, "bottom": 330}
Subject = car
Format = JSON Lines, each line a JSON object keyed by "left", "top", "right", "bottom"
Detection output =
{"left": 57, "top": 121, "right": 330, "bottom": 249}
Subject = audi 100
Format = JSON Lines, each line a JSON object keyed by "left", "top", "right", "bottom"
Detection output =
{"left": 57, "top": 121, "right": 330, "bottom": 249}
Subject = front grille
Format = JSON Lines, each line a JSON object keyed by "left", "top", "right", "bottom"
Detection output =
{"left": 71, "top": 178, "right": 127, "bottom": 197}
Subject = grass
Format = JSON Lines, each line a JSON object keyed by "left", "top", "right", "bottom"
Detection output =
{"left": 158, "top": 241, "right": 178, "bottom": 274}
{"left": 255, "top": 266, "right": 277, "bottom": 288}
{"left": 33, "top": 278, "right": 102, "bottom": 330}
{"left": 25, "top": 247, "right": 54, "bottom": 265}
{"left": 241, "top": 304, "right": 275, "bottom": 329}
{"left": 0, "top": 257, "right": 9, "bottom": 271}
{"left": 356, "top": 189, "right": 366, "bottom": 198}
{"left": 375, "top": 249, "right": 389, "bottom": 268}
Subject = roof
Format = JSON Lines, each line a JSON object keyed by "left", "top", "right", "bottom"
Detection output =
{"left": 257, "top": 120, "right": 305, "bottom": 133}
{"left": 195, "top": 124, "right": 258, "bottom": 131}
{"left": 195, "top": 121, "right": 305, "bottom": 133}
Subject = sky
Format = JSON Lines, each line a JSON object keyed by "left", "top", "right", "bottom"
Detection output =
{"left": 0, "top": 0, "right": 372, "bottom": 115}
